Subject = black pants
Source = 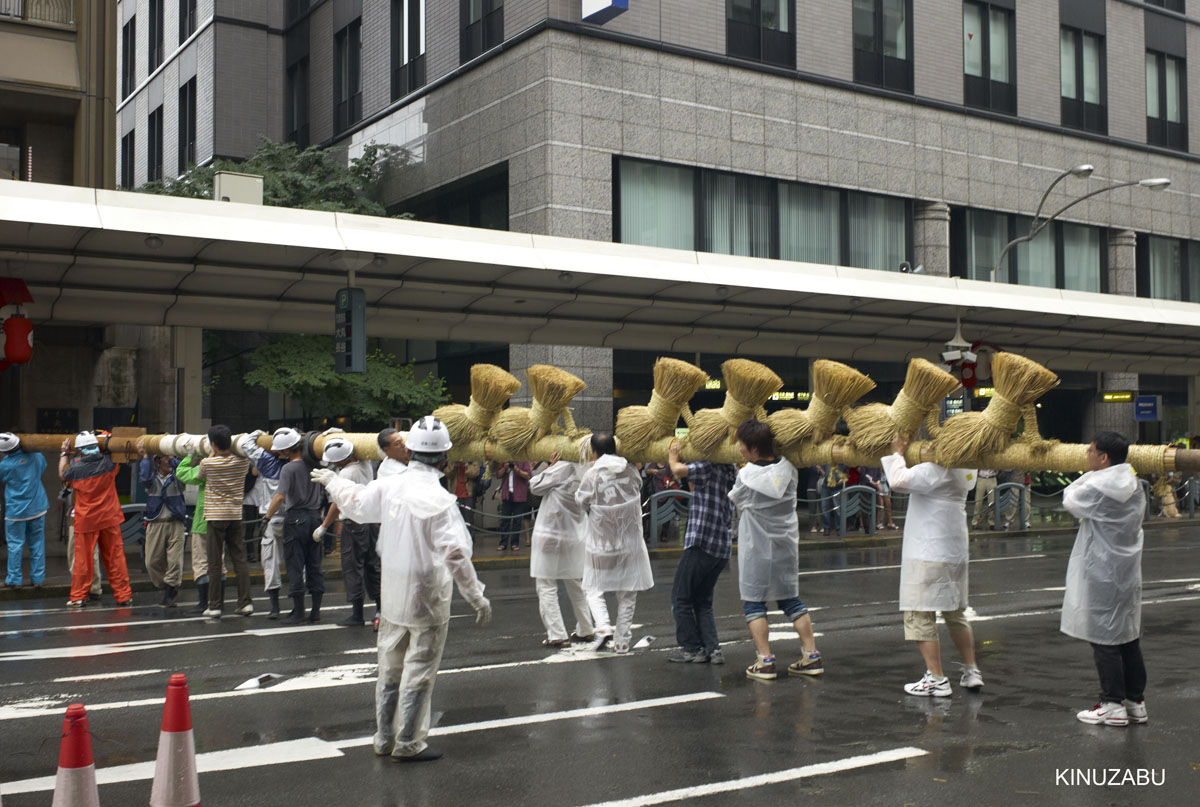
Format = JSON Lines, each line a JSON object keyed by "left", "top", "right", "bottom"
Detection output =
{"left": 206, "top": 520, "right": 252, "bottom": 610}
{"left": 499, "top": 500, "right": 530, "bottom": 549}
{"left": 283, "top": 509, "right": 324, "bottom": 597}
{"left": 671, "top": 547, "right": 728, "bottom": 654}
{"left": 1091, "top": 638, "right": 1147, "bottom": 703}
{"left": 340, "top": 520, "right": 380, "bottom": 604}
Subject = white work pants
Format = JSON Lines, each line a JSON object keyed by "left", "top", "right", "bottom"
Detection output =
{"left": 535, "top": 577, "right": 594, "bottom": 641}
{"left": 375, "top": 618, "right": 449, "bottom": 758}
{"left": 587, "top": 587, "right": 612, "bottom": 636}
{"left": 261, "top": 517, "right": 283, "bottom": 591}
{"left": 587, "top": 590, "right": 638, "bottom": 650}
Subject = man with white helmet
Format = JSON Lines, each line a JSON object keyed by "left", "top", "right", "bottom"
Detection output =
{"left": 312, "top": 415, "right": 491, "bottom": 762}
{"left": 238, "top": 428, "right": 293, "bottom": 619}
{"left": 0, "top": 432, "right": 49, "bottom": 589}
{"left": 264, "top": 426, "right": 326, "bottom": 623}
{"left": 58, "top": 432, "right": 133, "bottom": 607}
{"left": 316, "top": 437, "right": 381, "bottom": 628}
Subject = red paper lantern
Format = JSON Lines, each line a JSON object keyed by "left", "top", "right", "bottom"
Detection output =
{"left": 2, "top": 314, "right": 33, "bottom": 364}
{"left": 960, "top": 361, "right": 977, "bottom": 389}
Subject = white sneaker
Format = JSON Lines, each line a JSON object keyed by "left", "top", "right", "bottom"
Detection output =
{"left": 1122, "top": 700, "right": 1148, "bottom": 724}
{"left": 1077, "top": 702, "right": 1129, "bottom": 726}
{"left": 237, "top": 604, "right": 254, "bottom": 616}
{"left": 202, "top": 608, "right": 222, "bottom": 619}
{"left": 959, "top": 665, "right": 984, "bottom": 689}
{"left": 904, "top": 671, "right": 951, "bottom": 698}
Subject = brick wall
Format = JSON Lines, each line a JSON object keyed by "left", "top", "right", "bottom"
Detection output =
{"left": 425, "top": 0, "right": 459, "bottom": 82}
{"left": 795, "top": 0, "right": 852, "bottom": 81}
{"left": 213, "top": 23, "right": 283, "bottom": 158}
{"left": 309, "top": 1, "right": 335, "bottom": 145}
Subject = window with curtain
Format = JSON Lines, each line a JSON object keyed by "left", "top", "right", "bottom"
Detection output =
{"left": 847, "top": 193, "right": 907, "bottom": 271}
{"left": 1061, "top": 27, "right": 1106, "bottom": 133}
{"left": 618, "top": 160, "right": 696, "bottom": 251}
{"left": 702, "top": 172, "right": 773, "bottom": 259}
{"left": 1013, "top": 216, "right": 1055, "bottom": 288}
{"left": 334, "top": 18, "right": 362, "bottom": 133}
{"left": 1146, "top": 51, "right": 1187, "bottom": 150}
{"left": 1147, "top": 236, "right": 1183, "bottom": 300}
{"left": 853, "top": 0, "right": 913, "bottom": 93}
{"left": 963, "top": 2, "right": 1015, "bottom": 114}
{"left": 778, "top": 183, "right": 840, "bottom": 264}
{"left": 726, "top": 0, "right": 795, "bottom": 67}
{"left": 1062, "top": 222, "right": 1101, "bottom": 292}
{"left": 965, "top": 209, "right": 1007, "bottom": 282}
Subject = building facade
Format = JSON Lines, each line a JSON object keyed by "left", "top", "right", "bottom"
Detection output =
{"left": 115, "top": 0, "right": 1200, "bottom": 440}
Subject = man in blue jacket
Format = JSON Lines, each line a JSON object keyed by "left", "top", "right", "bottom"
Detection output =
{"left": 138, "top": 445, "right": 189, "bottom": 606}
{"left": 0, "top": 432, "right": 48, "bottom": 589}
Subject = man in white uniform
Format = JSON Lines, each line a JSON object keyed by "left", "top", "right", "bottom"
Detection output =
{"left": 883, "top": 435, "right": 983, "bottom": 698}
{"left": 529, "top": 451, "right": 594, "bottom": 646}
{"left": 316, "top": 437, "right": 381, "bottom": 628}
{"left": 312, "top": 415, "right": 491, "bottom": 762}
{"left": 1061, "top": 431, "right": 1148, "bottom": 727}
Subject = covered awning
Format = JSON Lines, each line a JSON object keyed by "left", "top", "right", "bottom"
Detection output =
{"left": 4, "top": 180, "right": 1200, "bottom": 373}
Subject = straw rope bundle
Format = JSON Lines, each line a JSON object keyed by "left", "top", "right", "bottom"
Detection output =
{"left": 433, "top": 364, "right": 522, "bottom": 449}
{"left": 615, "top": 358, "right": 709, "bottom": 457}
{"left": 489, "top": 364, "right": 588, "bottom": 455}
{"left": 687, "top": 359, "right": 782, "bottom": 455}
{"left": 768, "top": 360, "right": 875, "bottom": 450}
{"left": 934, "top": 352, "right": 1060, "bottom": 467}
{"left": 844, "top": 358, "right": 961, "bottom": 456}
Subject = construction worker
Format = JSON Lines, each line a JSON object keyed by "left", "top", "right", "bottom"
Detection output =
{"left": 312, "top": 415, "right": 491, "bottom": 762}
{"left": 0, "top": 432, "right": 48, "bottom": 589}
{"left": 238, "top": 428, "right": 293, "bottom": 619}
{"left": 58, "top": 432, "right": 133, "bottom": 607}
{"left": 316, "top": 437, "right": 381, "bottom": 628}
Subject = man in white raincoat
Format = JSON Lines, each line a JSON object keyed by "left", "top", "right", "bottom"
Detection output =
{"left": 883, "top": 435, "right": 983, "bottom": 698}
{"left": 1060, "top": 431, "right": 1148, "bottom": 727}
{"left": 575, "top": 433, "right": 653, "bottom": 654}
{"left": 529, "top": 451, "right": 594, "bottom": 647}
{"left": 730, "top": 420, "right": 824, "bottom": 681}
{"left": 312, "top": 415, "right": 491, "bottom": 762}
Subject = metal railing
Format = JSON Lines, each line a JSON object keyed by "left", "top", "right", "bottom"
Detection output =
{"left": 0, "top": 0, "right": 76, "bottom": 27}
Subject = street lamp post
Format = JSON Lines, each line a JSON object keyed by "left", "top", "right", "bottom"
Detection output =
{"left": 991, "top": 172, "right": 1171, "bottom": 281}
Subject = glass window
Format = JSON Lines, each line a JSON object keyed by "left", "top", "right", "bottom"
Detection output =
{"left": 1147, "top": 51, "right": 1187, "bottom": 150}
{"left": 989, "top": 8, "right": 1009, "bottom": 83}
{"left": 847, "top": 193, "right": 907, "bottom": 272}
{"left": 1148, "top": 236, "right": 1183, "bottom": 300}
{"left": 1081, "top": 34, "right": 1100, "bottom": 104}
{"left": 177, "top": 78, "right": 196, "bottom": 174}
{"left": 965, "top": 209, "right": 1007, "bottom": 282}
{"left": 1146, "top": 52, "right": 1160, "bottom": 118}
{"left": 179, "top": 0, "right": 197, "bottom": 42}
{"left": 121, "top": 19, "right": 136, "bottom": 100}
{"left": 120, "top": 131, "right": 135, "bottom": 190}
{"left": 334, "top": 19, "right": 362, "bottom": 132}
{"left": 1165, "top": 56, "right": 1181, "bottom": 123}
{"left": 963, "top": 4, "right": 983, "bottom": 78}
{"left": 882, "top": 0, "right": 906, "bottom": 59}
{"left": 726, "top": 0, "right": 795, "bottom": 66}
{"left": 618, "top": 160, "right": 695, "bottom": 251}
{"left": 461, "top": 0, "right": 503, "bottom": 63}
{"left": 393, "top": 0, "right": 427, "bottom": 99}
{"left": 763, "top": 0, "right": 789, "bottom": 31}
{"left": 1189, "top": 246, "right": 1200, "bottom": 303}
{"left": 149, "top": 0, "right": 164, "bottom": 71}
{"left": 1060, "top": 29, "right": 1076, "bottom": 99}
{"left": 147, "top": 106, "right": 163, "bottom": 183}
{"left": 703, "top": 173, "right": 772, "bottom": 259}
{"left": 1013, "top": 217, "right": 1055, "bottom": 288}
{"left": 1061, "top": 27, "right": 1105, "bottom": 133}
{"left": 853, "top": 0, "right": 875, "bottom": 52}
{"left": 778, "top": 183, "right": 840, "bottom": 265}
{"left": 1062, "top": 223, "right": 1101, "bottom": 293}
{"left": 853, "top": 0, "right": 912, "bottom": 92}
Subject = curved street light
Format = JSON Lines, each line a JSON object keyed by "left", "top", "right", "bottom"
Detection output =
{"left": 991, "top": 172, "right": 1171, "bottom": 280}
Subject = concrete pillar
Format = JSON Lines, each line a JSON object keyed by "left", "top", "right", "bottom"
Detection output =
{"left": 1107, "top": 229, "right": 1137, "bottom": 296}
{"left": 509, "top": 344, "right": 614, "bottom": 433}
{"left": 912, "top": 201, "right": 951, "bottom": 277}
{"left": 172, "top": 326, "right": 205, "bottom": 433}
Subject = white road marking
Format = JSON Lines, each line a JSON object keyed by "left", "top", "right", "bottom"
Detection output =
{"left": 1, "top": 692, "right": 724, "bottom": 794}
{"left": 576, "top": 746, "right": 929, "bottom": 807}
{"left": 54, "top": 668, "right": 165, "bottom": 683}
{"left": 797, "top": 552, "right": 1046, "bottom": 577}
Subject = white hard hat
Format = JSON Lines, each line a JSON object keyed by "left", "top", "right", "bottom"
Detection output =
{"left": 74, "top": 432, "right": 99, "bottom": 449}
{"left": 321, "top": 437, "right": 354, "bottom": 464}
{"left": 0, "top": 432, "right": 18, "bottom": 452}
{"left": 407, "top": 415, "right": 452, "bottom": 453}
{"left": 271, "top": 427, "right": 302, "bottom": 451}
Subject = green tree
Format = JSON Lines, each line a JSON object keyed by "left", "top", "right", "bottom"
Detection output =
{"left": 140, "top": 138, "right": 411, "bottom": 217}
{"left": 243, "top": 334, "right": 448, "bottom": 429}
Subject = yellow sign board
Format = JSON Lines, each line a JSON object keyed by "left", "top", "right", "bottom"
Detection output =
{"left": 1102, "top": 391, "right": 1134, "bottom": 402}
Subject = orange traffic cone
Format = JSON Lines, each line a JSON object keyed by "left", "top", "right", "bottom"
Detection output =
{"left": 149, "top": 674, "right": 200, "bottom": 807}
{"left": 51, "top": 703, "right": 99, "bottom": 807}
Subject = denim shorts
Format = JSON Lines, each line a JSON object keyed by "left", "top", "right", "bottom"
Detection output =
{"left": 743, "top": 597, "right": 807, "bottom": 623}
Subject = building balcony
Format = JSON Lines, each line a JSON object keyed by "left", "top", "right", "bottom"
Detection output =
{"left": 0, "top": 0, "right": 76, "bottom": 29}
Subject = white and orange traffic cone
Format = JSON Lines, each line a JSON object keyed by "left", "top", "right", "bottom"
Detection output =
{"left": 149, "top": 673, "right": 200, "bottom": 807}
{"left": 51, "top": 702, "right": 99, "bottom": 807}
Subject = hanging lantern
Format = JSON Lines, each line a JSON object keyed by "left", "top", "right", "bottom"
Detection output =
{"left": 2, "top": 314, "right": 33, "bottom": 364}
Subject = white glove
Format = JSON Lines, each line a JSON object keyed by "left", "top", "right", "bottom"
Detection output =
{"left": 320, "top": 427, "right": 345, "bottom": 436}
{"left": 312, "top": 525, "right": 326, "bottom": 543}
{"left": 472, "top": 596, "right": 492, "bottom": 627}
{"left": 310, "top": 468, "right": 336, "bottom": 487}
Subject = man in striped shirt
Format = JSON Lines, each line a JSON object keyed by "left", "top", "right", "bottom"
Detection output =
{"left": 198, "top": 425, "right": 252, "bottom": 617}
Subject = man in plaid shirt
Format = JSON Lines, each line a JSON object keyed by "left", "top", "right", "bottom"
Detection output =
{"left": 665, "top": 440, "right": 738, "bottom": 664}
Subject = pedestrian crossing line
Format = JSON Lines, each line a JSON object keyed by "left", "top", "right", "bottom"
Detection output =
{"left": 0, "top": 692, "right": 725, "bottom": 795}
{"left": 575, "top": 746, "right": 929, "bottom": 807}
{"left": 796, "top": 553, "right": 1047, "bottom": 577}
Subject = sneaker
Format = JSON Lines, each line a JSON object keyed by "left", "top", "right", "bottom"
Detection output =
{"left": 115, "top": 599, "right": 133, "bottom": 607}
{"left": 202, "top": 608, "right": 222, "bottom": 619}
{"left": 590, "top": 634, "right": 613, "bottom": 652}
{"left": 959, "top": 665, "right": 984, "bottom": 690}
{"left": 66, "top": 599, "right": 84, "bottom": 608}
{"left": 238, "top": 604, "right": 254, "bottom": 617}
{"left": 1077, "top": 702, "right": 1129, "bottom": 726}
{"left": 904, "top": 671, "right": 952, "bottom": 698}
{"left": 708, "top": 648, "right": 725, "bottom": 665}
{"left": 666, "top": 648, "right": 708, "bottom": 664}
{"left": 1123, "top": 700, "right": 1148, "bottom": 724}
{"left": 391, "top": 746, "right": 443, "bottom": 763}
{"left": 788, "top": 651, "right": 825, "bottom": 677}
{"left": 746, "top": 656, "right": 777, "bottom": 681}
{"left": 612, "top": 641, "right": 630, "bottom": 654}
{"left": 569, "top": 632, "right": 594, "bottom": 643}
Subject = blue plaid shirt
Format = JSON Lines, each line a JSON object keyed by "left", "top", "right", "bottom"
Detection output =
{"left": 683, "top": 462, "right": 738, "bottom": 559}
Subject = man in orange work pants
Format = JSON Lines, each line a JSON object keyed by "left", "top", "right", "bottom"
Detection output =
{"left": 59, "top": 432, "right": 133, "bottom": 607}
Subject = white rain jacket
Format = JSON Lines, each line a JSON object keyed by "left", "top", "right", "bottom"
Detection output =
{"left": 377, "top": 457, "right": 408, "bottom": 478}
{"left": 882, "top": 454, "right": 976, "bottom": 612}
{"left": 575, "top": 454, "right": 653, "bottom": 592}
{"left": 1060, "top": 463, "right": 1145, "bottom": 645}
{"left": 729, "top": 458, "right": 800, "bottom": 602}
{"left": 326, "top": 462, "right": 485, "bottom": 628}
{"left": 528, "top": 462, "right": 588, "bottom": 580}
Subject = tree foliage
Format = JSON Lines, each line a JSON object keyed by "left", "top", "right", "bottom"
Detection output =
{"left": 140, "top": 139, "right": 411, "bottom": 217}
{"left": 243, "top": 334, "right": 448, "bottom": 427}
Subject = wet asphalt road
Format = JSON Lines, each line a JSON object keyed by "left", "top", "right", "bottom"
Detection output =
{"left": 1, "top": 527, "right": 1198, "bottom": 806}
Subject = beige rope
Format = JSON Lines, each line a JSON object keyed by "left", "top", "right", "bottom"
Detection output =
{"left": 464, "top": 395, "right": 502, "bottom": 431}
{"left": 529, "top": 399, "right": 559, "bottom": 433}
{"left": 646, "top": 390, "right": 682, "bottom": 432}
{"left": 718, "top": 394, "right": 757, "bottom": 428}
{"left": 1127, "top": 444, "right": 1168, "bottom": 473}
{"left": 980, "top": 395, "right": 1024, "bottom": 434}
{"left": 805, "top": 396, "right": 839, "bottom": 434}
{"left": 888, "top": 390, "right": 928, "bottom": 437}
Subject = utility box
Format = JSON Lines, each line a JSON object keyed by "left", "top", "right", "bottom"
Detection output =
{"left": 213, "top": 171, "right": 263, "bottom": 205}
